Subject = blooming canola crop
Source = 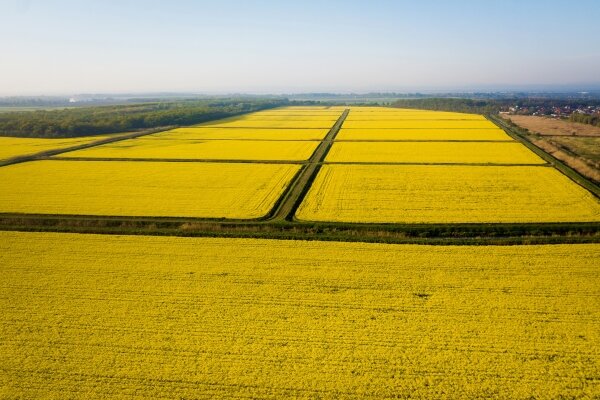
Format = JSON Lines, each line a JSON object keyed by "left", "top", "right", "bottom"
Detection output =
{"left": 1, "top": 231, "right": 598, "bottom": 399}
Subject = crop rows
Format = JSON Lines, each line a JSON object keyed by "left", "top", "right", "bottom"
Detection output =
{"left": 325, "top": 141, "right": 546, "bottom": 164}
{"left": 1, "top": 106, "right": 598, "bottom": 224}
{"left": 296, "top": 164, "right": 600, "bottom": 223}
{"left": 1, "top": 231, "right": 598, "bottom": 399}
{"left": 336, "top": 127, "right": 512, "bottom": 141}
{"left": 0, "top": 160, "right": 300, "bottom": 218}
{"left": 0, "top": 133, "right": 123, "bottom": 161}
{"left": 60, "top": 137, "right": 319, "bottom": 161}
{"left": 296, "top": 107, "right": 600, "bottom": 224}
{"left": 0, "top": 107, "right": 343, "bottom": 219}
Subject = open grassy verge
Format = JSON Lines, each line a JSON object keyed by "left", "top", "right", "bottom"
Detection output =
{"left": 0, "top": 215, "right": 598, "bottom": 245}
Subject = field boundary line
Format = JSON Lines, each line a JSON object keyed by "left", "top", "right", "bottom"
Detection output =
{"left": 340, "top": 127, "right": 501, "bottom": 130}
{"left": 49, "top": 157, "right": 306, "bottom": 165}
{"left": 334, "top": 139, "right": 515, "bottom": 143}
{"left": 345, "top": 118, "right": 489, "bottom": 121}
{"left": 139, "top": 138, "right": 324, "bottom": 142}
{"left": 321, "top": 161, "right": 550, "bottom": 167}
{"left": 0, "top": 217, "right": 598, "bottom": 245}
{"left": 184, "top": 126, "right": 332, "bottom": 130}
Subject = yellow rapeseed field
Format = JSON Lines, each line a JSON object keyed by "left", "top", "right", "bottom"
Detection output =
{"left": 0, "top": 160, "right": 299, "bottom": 218}
{"left": 269, "top": 106, "right": 342, "bottom": 111}
{"left": 196, "top": 118, "right": 335, "bottom": 129}
{"left": 251, "top": 111, "right": 343, "bottom": 117}
{"left": 61, "top": 137, "right": 318, "bottom": 161}
{"left": 240, "top": 114, "right": 340, "bottom": 121}
{"left": 348, "top": 107, "right": 477, "bottom": 114}
{"left": 342, "top": 119, "right": 499, "bottom": 129}
{"left": 0, "top": 134, "right": 118, "bottom": 161}
{"left": 326, "top": 141, "right": 546, "bottom": 164}
{"left": 347, "top": 106, "right": 425, "bottom": 112}
{"left": 344, "top": 112, "right": 486, "bottom": 121}
{"left": 154, "top": 127, "right": 329, "bottom": 140}
{"left": 296, "top": 164, "right": 600, "bottom": 223}
{"left": 335, "top": 127, "right": 513, "bottom": 141}
{"left": 1, "top": 231, "right": 599, "bottom": 399}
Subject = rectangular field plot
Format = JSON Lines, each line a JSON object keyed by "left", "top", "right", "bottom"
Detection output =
{"left": 153, "top": 127, "right": 329, "bottom": 141}
{"left": 342, "top": 119, "right": 499, "bottom": 129}
{"left": 349, "top": 107, "right": 476, "bottom": 114}
{"left": 240, "top": 114, "right": 340, "bottom": 121}
{"left": 336, "top": 127, "right": 512, "bottom": 141}
{"left": 0, "top": 160, "right": 299, "bottom": 218}
{"left": 60, "top": 138, "right": 318, "bottom": 161}
{"left": 0, "top": 134, "right": 117, "bottom": 161}
{"left": 196, "top": 118, "right": 335, "bottom": 129}
{"left": 345, "top": 112, "right": 486, "bottom": 121}
{"left": 348, "top": 106, "right": 423, "bottom": 112}
{"left": 271, "top": 106, "right": 342, "bottom": 111}
{"left": 296, "top": 165, "right": 600, "bottom": 223}
{"left": 2, "top": 231, "right": 599, "bottom": 399}
{"left": 346, "top": 115, "right": 486, "bottom": 121}
{"left": 251, "top": 111, "right": 343, "bottom": 117}
{"left": 326, "top": 141, "right": 545, "bottom": 164}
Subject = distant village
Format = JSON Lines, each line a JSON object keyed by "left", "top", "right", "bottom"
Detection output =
{"left": 500, "top": 104, "right": 600, "bottom": 118}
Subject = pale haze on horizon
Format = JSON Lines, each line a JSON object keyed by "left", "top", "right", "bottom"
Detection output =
{"left": 1, "top": 0, "right": 599, "bottom": 95}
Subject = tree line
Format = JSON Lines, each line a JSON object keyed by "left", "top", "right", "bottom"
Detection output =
{"left": 390, "top": 98, "right": 500, "bottom": 114}
{"left": 569, "top": 112, "right": 600, "bottom": 127}
{"left": 0, "top": 98, "right": 288, "bottom": 138}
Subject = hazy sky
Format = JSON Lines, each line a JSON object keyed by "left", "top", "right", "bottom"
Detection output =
{"left": 1, "top": 0, "right": 599, "bottom": 95}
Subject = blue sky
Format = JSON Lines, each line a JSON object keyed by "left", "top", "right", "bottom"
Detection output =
{"left": 1, "top": 0, "right": 599, "bottom": 95}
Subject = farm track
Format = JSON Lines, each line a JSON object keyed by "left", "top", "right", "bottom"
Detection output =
{"left": 1, "top": 213, "right": 598, "bottom": 245}
{"left": 267, "top": 109, "right": 349, "bottom": 221}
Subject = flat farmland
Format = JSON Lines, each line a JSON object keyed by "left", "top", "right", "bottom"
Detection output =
{"left": 2, "top": 231, "right": 599, "bottom": 399}
{"left": 240, "top": 114, "right": 340, "bottom": 121}
{"left": 0, "top": 160, "right": 299, "bottom": 218}
{"left": 154, "top": 127, "right": 329, "bottom": 141}
{"left": 60, "top": 137, "right": 319, "bottom": 161}
{"left": 196, "top": 118, "right": 335, "bottom": 129}
{"left": 0, "top": 134, "right": 119, "bottom": 161}
{"left": 192, "top": 108, "right": 343, "bottom": 129}
{"left": 550, "top": 136, "right": 600, "bottom": 164}
{"left": 342, "top": 119, "right": 499, "bottom": 129}
{"left": 295, "top": 164, "right": 600, "bottom": 223}
{"left": 335, "top": 127, "right": 512, "bottom": 141}
{"left": 325, "top": 141, "right": 545, "bottom": 164}
{"left": 504, "top": 114, "right": 600, "bottom": 137}
{"left": 1, "top": 105, "right": 600, "bottom": 399}
{"left": 268, "top": 106, "right": 344, "bottom": 111}
{"left": 346, "top": 107, "right": 432, "bottom": 113}
{"left": 347, "top": 108, "right": 478, "bottom": 115}
{"left": 251, "top": 112, "right": 343, "bottom": 118}
{"left": 344, "top": 113, "right": 486, "bottom": 121}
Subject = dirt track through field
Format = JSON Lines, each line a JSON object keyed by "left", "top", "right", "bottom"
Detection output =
{"left": 268, "top": 109, "right": 349, "bottom": 221}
